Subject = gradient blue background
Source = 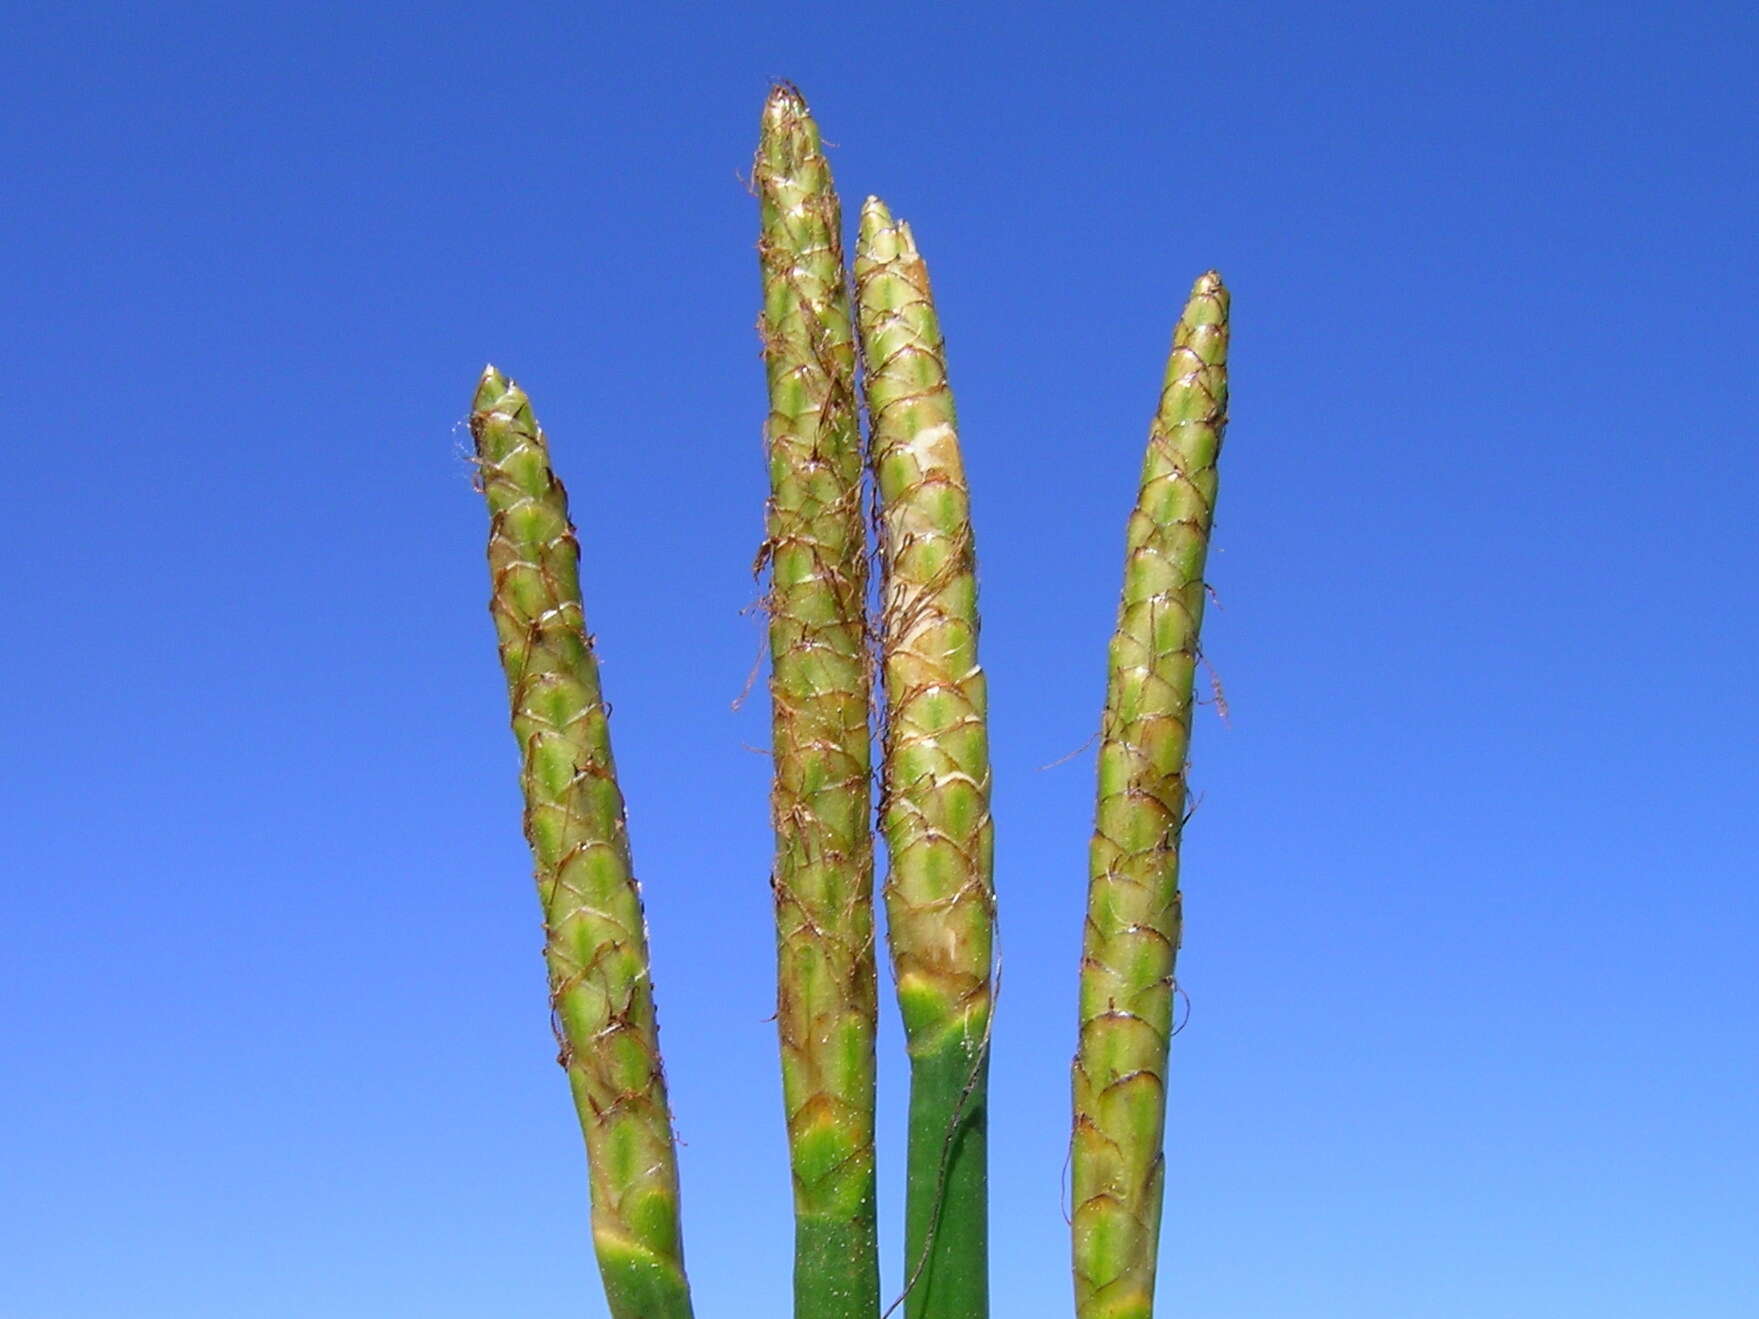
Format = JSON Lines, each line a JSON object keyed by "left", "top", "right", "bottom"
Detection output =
{"left": 5, "top": 3, "right": 1755, "bottom": 1315}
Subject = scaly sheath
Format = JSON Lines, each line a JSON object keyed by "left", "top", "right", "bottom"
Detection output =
{"left": 471, "top": 367, "right": 695, "bottom": 1319}
{"left": 754, "top": 85, "right": 881, "bottom": 1319}
{"left": 854, "top": 197, "right": 993, "bottom": 1319}
{"left": 1071, "top": 274, "right": 1229, "bottom": 1319}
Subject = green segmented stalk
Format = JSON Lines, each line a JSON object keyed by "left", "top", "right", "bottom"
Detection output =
{"left": 754, "top": 85, "right": 880, "bottom": 1319}
{"left": 854, "top": 198, "right": 993, "bottom": 1319}
{"left": 1071, "top": 274, "right": 1229, "bottom": 1319}
{"left": 470, "top": 367, "right": 695, "bottom": 1319}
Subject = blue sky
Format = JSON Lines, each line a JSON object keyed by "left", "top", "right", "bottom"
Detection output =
{"left": 4, "top": 3, "right": 1755, "bottom": 1316}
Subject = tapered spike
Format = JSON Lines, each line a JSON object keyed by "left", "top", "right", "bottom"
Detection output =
{"left": 754, "top": 85, "right": 881, "bottom": 1319}
{"left": 855, "top": 196, "right": 994, "bottom": 1319}
{"left": 1071, "top": 274, "right": 1229, "bottom": 1319}
{"left": 471, "top": 367, "right": 695, "bottom": 1319}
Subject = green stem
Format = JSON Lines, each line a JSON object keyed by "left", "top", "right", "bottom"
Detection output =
{"left": 470, "top": 367, "right": 694, "bottom": 1319}
{"left": 754, "top": 84, "right": 881, "bottom": 1319}
{"left": 1071, "top": 273, "right": 1229, "bottom": 1319}
{"left": 855, "top": 197, "right": 993, "bottom": 1319}
{"left": 898, "top": 1023, "right": 990, "bottom": 1319}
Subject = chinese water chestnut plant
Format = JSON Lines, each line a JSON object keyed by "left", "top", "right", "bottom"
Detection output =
{"left": 470, "top": 83, "right": 1230, "bottom": 1319}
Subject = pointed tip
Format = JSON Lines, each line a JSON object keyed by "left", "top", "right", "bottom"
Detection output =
{"left": 758, "top": 81, "right": 822, "bottom": 171}
{"left": 1180, "top": 270, "right": 1229, "bottom": 328}
{"left": 857, "top": 196, "right": 923, "bottom": 264}
{"left": 763, "top": 80, "right": 808, "bottom": 123}
{"left": 471, "top": 364, "right": 521, "bottom": 417}
{"left": 858, "top": 194, "right": 894, "bottom": 241}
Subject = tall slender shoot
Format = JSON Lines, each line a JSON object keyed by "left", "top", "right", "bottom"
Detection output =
{"left": 1071, "top": 274, "right": 1230, "bottom": 1319}
{"left": 855, "top": 197, "right": 994, "bottom": 1319}
{"left": 470, "top": 368, "right": 696, "bottom": 1319}
{"left": 754, "top": 84, "right": 882, "bottom": 1319}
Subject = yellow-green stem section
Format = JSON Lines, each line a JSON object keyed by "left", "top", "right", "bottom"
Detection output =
{"left": 470, "top": 367, "right": 694, "bottom": 1319}
{"left": 755, "top": 85, "right": 880, "bottom": 1319}
{"left": 856, "top": 197, "right": 993, "bottom": 1319}
{"left": 1071, "top": 274, "right": 1229, "bottom": 1319}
